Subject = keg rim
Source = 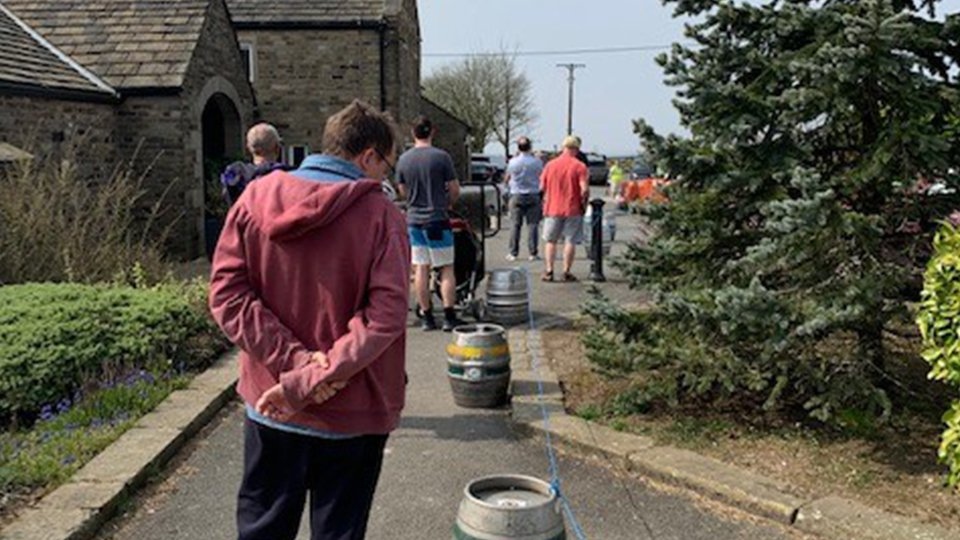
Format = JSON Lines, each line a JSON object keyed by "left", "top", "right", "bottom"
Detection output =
{"left": 452, "top": 323, "right": 506, "bottom": 336}
{"left": 463, "top": 474, "right": 557, "bottom": 510}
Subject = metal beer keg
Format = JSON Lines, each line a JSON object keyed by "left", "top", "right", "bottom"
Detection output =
{"left": 447, "top": 324, "right": 511, "bottom": 408}
{"left": 485, "top": 268, "right": 529, "bottom": 325}
{"left": 454, "top": 475, "right": 565, "bottom": 540}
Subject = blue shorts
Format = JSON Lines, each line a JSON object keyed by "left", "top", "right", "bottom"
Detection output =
{"left": 408, "top": 222, "right": 454, "bottom": 267}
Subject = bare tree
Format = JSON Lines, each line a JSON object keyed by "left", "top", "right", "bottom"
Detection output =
{"left": 423, "top": 52, "right": 537, "bottom": 159}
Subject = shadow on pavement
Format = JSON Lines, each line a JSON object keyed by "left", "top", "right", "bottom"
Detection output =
{"left": 395, "top": 413, "right": 516, "bottom": 442}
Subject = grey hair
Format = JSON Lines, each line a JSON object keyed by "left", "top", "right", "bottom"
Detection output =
{"left": 246, "top": 123, "right": 281, "bottom": 156}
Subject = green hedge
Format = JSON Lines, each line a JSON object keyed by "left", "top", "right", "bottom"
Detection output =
{"left": 0, "top": 281, "right": 226, "bottom": 424}
{"left": 918, "top": 223, "right": 960, "bottom": 489}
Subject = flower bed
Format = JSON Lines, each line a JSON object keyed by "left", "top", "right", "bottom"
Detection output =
{"left": 0, "top": 281, "right": 228, "bottom": 515}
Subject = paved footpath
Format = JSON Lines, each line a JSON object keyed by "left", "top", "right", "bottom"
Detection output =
{"left": 97, "top": 188, "right": 804, "bottom": 540}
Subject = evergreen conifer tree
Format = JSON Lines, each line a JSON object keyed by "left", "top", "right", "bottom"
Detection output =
{"left": 602, "top": 0, "right": 960, "bottom": 420}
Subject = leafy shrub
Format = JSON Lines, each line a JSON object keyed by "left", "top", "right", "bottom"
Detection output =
{"left": 582, "top": 289, "right": 893, "bottom": 422}
{"left": 917, "top": 223, "right": 960, "bottom": 488}
{"left": 601, "top": 0, "right": 959, "bottom": 425}
{"left": 0, "top": 281, "right": 228, "bottom": 425}
{"left": 0, "top": 145, "right": 170, "bottom": 285}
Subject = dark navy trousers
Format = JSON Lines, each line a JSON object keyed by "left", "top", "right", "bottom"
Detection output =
{"left": 237, "top": 419, "right": 389, "bottom": 540}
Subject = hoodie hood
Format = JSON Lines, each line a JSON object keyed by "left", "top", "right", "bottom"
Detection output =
{"left": 243, "top": 171, "right": 385, "bottom": 241}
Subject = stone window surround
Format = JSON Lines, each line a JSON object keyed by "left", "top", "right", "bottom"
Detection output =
{"left": 238, "top": 42, "right": 256, "bottom": 83}
{"left": 285, "top": 144, "right": 310, "bottom": 168}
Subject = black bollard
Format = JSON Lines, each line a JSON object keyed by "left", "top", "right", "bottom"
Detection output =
{"left": 589, "top": 198, "right": 606, "bottom": 282}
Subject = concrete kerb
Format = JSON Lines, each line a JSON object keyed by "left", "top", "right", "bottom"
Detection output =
{"left": 1, "top": 350, "right": 239, "bottom": 540}
{"left": 508, "top": 317, "right": 959, "bottom": 539}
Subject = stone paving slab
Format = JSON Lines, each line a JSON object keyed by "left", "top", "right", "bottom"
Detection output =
{"left": 627, "top": 446, "right": 802, "bottom": 524}
{"left": 795, "top": 496, "right": 957, "bottom": 540}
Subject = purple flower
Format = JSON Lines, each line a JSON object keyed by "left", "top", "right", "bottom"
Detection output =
{"left": 56, "top": 398, "right": 71, "bottom": 414}
{"left": 39, "top": 404, "right": 55, "bottom": 422}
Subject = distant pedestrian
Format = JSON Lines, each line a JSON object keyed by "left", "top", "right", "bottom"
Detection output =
{"left": 220, "top": 123, "right": 287, "bottom": 206}
{"left": 209, "top": 100, "right": 409, "bottom": 540}
{"left": 607, "top": 160, "right": 625, "bottom": 199}
{"left": 539, "top": 135, "right": 589, "bottom": 282}
{"left": 396, "top": 116, "right": 465, "bottom": 332}
{"left": 504, "top": 136, "right": 544, "bottom": 261}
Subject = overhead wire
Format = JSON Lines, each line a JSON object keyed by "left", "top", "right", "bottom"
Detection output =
{"left": 423, "top": 44, "right": 674, "bottom": 58}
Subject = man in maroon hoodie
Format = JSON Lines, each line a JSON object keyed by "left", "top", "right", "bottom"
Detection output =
{"left": 209, "top": 100, "right": 409, "bottom": 540}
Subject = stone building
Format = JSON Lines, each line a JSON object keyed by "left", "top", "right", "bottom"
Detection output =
{"left": 0, "top": 0, "right": 466, "bottom": 258}
{"left": 227, "top": 0, "right": 422, "bottom": 166}
{"left": 0, "top": 0, "right": 255, "bottom": 257}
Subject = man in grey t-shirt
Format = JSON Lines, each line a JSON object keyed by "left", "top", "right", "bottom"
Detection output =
{"left": 397, "top": 116, "right": 463, "bottom": 332}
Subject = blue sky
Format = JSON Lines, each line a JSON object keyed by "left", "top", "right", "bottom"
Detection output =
{"left": 419, "top": 0, "right": 960, "bottom": 157}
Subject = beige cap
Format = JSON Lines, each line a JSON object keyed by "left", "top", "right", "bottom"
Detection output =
{"left": 561, "top": 135, "right": 581, "bottom": 149}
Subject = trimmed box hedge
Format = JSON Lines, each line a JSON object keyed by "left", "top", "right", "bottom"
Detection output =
{"left": 0, "top": 281, "right": 225, "bottom": 424}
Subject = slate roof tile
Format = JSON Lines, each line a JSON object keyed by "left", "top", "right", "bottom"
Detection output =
{"left": 2, "top": 0, "right": 208, "bottom": 89}
{"left": 227, "top": 0, "right": 386, "bottom": 25}
{"left": 0, "top": 5, "right": 114, "bottom": 95}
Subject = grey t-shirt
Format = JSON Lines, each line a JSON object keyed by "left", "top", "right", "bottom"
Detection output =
{"left": 397, "top": 146, "right": 457, "bottom": 225}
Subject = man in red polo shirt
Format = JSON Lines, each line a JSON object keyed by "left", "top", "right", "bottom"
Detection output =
{"left": 539, "top": 135, "right": 590, "bottom": 282}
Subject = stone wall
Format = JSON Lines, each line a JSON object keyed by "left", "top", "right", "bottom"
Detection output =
{"left": 237, "top": 28, "right": 382, "bottom": 156}
{"left": 181, "top": 0, "right": 255, "bottom": 257}
{"left": 115, "top": 0, "right": 255, "bottom": 258}
{"left": 237, "top": 0, "right": 421, "bottom": 156}
{"left": 385, "top": 0, "right": 421, "bottom": 139}
{"left": 114, "top": 94, "right": 192, "bottom": 252}
{"left": 0, "top": 94, "right": 117, "bottom": 180}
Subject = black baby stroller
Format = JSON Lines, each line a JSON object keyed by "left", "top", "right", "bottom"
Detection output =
{"left": 416, "top": 182, "right": 501, "bottom": 321}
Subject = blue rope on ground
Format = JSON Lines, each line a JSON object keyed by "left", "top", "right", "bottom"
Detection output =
{"left": 523, "top": 268, "right": 589, "bottom": 540}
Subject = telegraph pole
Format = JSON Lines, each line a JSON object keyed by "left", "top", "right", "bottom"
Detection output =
{"left": 556, "top": 63, "right": 585, "bottom": 135}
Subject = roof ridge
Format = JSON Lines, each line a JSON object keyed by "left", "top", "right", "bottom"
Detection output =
{"left": 0, "top": 3, "right": 117, "bottom": 96}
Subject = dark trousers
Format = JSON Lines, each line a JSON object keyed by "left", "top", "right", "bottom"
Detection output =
{"left": 508, "top": 193, "right": 542, "bottom": 257}
{"left": 237, "top": 419, "right": 389, "bottom": 540}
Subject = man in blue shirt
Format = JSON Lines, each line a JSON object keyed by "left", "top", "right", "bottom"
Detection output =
{"left": 504, "top": 136, "right": 544, "bottom": 261}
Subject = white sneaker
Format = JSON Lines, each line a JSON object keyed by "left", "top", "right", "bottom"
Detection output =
{"left": 528, "top": 254, "right": 540, "bottom": 261}
{"left": 506, "top": 254, "right": 517, "bottom": 261}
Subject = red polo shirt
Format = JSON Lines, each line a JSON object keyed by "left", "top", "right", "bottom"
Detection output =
{"left": 540, "top": 154, "right": 588, "bottom": 217}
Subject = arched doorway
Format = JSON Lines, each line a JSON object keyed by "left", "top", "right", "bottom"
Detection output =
{"left": 201, "top": 93, "right": 242, "bottom": 257}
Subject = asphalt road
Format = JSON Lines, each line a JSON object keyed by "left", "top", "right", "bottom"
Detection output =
{"left": 98, "top": 188, "right": 805, "bottom": 540}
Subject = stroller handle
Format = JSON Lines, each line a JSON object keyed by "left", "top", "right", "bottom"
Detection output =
{"left": 460, "top": 181, "right": 502, "bottom": 239}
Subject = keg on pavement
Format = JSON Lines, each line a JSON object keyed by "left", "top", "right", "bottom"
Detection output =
{"left": 582, "top": 209, "right": 615, "bottom": 257}
{"left": 454, "top": 475, "right": 565, "bottom": 540}
{"left": 485, "top": 268, "right": 530, "bottom": 325}
{"left": 447, "top": 324, "right": 511, "bottom": 408}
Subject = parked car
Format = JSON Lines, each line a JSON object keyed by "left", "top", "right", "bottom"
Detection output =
{"left": 470, "top": 154, "right": 504, "bottom": 183}
{"left": 470, "top": 161, "right": 498, "bottom": 183}
{"left": 630, "top": 159, "right": 653, "bottom": 179}
{"left": 585, "top": 152, "right": 608, "bottom": 185}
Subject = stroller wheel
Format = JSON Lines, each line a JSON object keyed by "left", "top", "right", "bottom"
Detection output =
{"left": 470, "top": 299, "right": 487, "bottom": 322}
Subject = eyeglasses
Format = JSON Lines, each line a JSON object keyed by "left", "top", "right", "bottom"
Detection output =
{"left": 373, "top": 147, "right": 396, "bottom": 179}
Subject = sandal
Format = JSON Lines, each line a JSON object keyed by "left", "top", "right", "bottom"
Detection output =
{"left": 562, "top": 272, "right": 578, "bottom": 282}
{"left": 541, "top": 271, "right": 554, "bottom": 282}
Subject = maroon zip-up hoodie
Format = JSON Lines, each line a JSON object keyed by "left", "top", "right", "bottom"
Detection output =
{"left": 209, "top": 171, "right": 410, "bottom": 435}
